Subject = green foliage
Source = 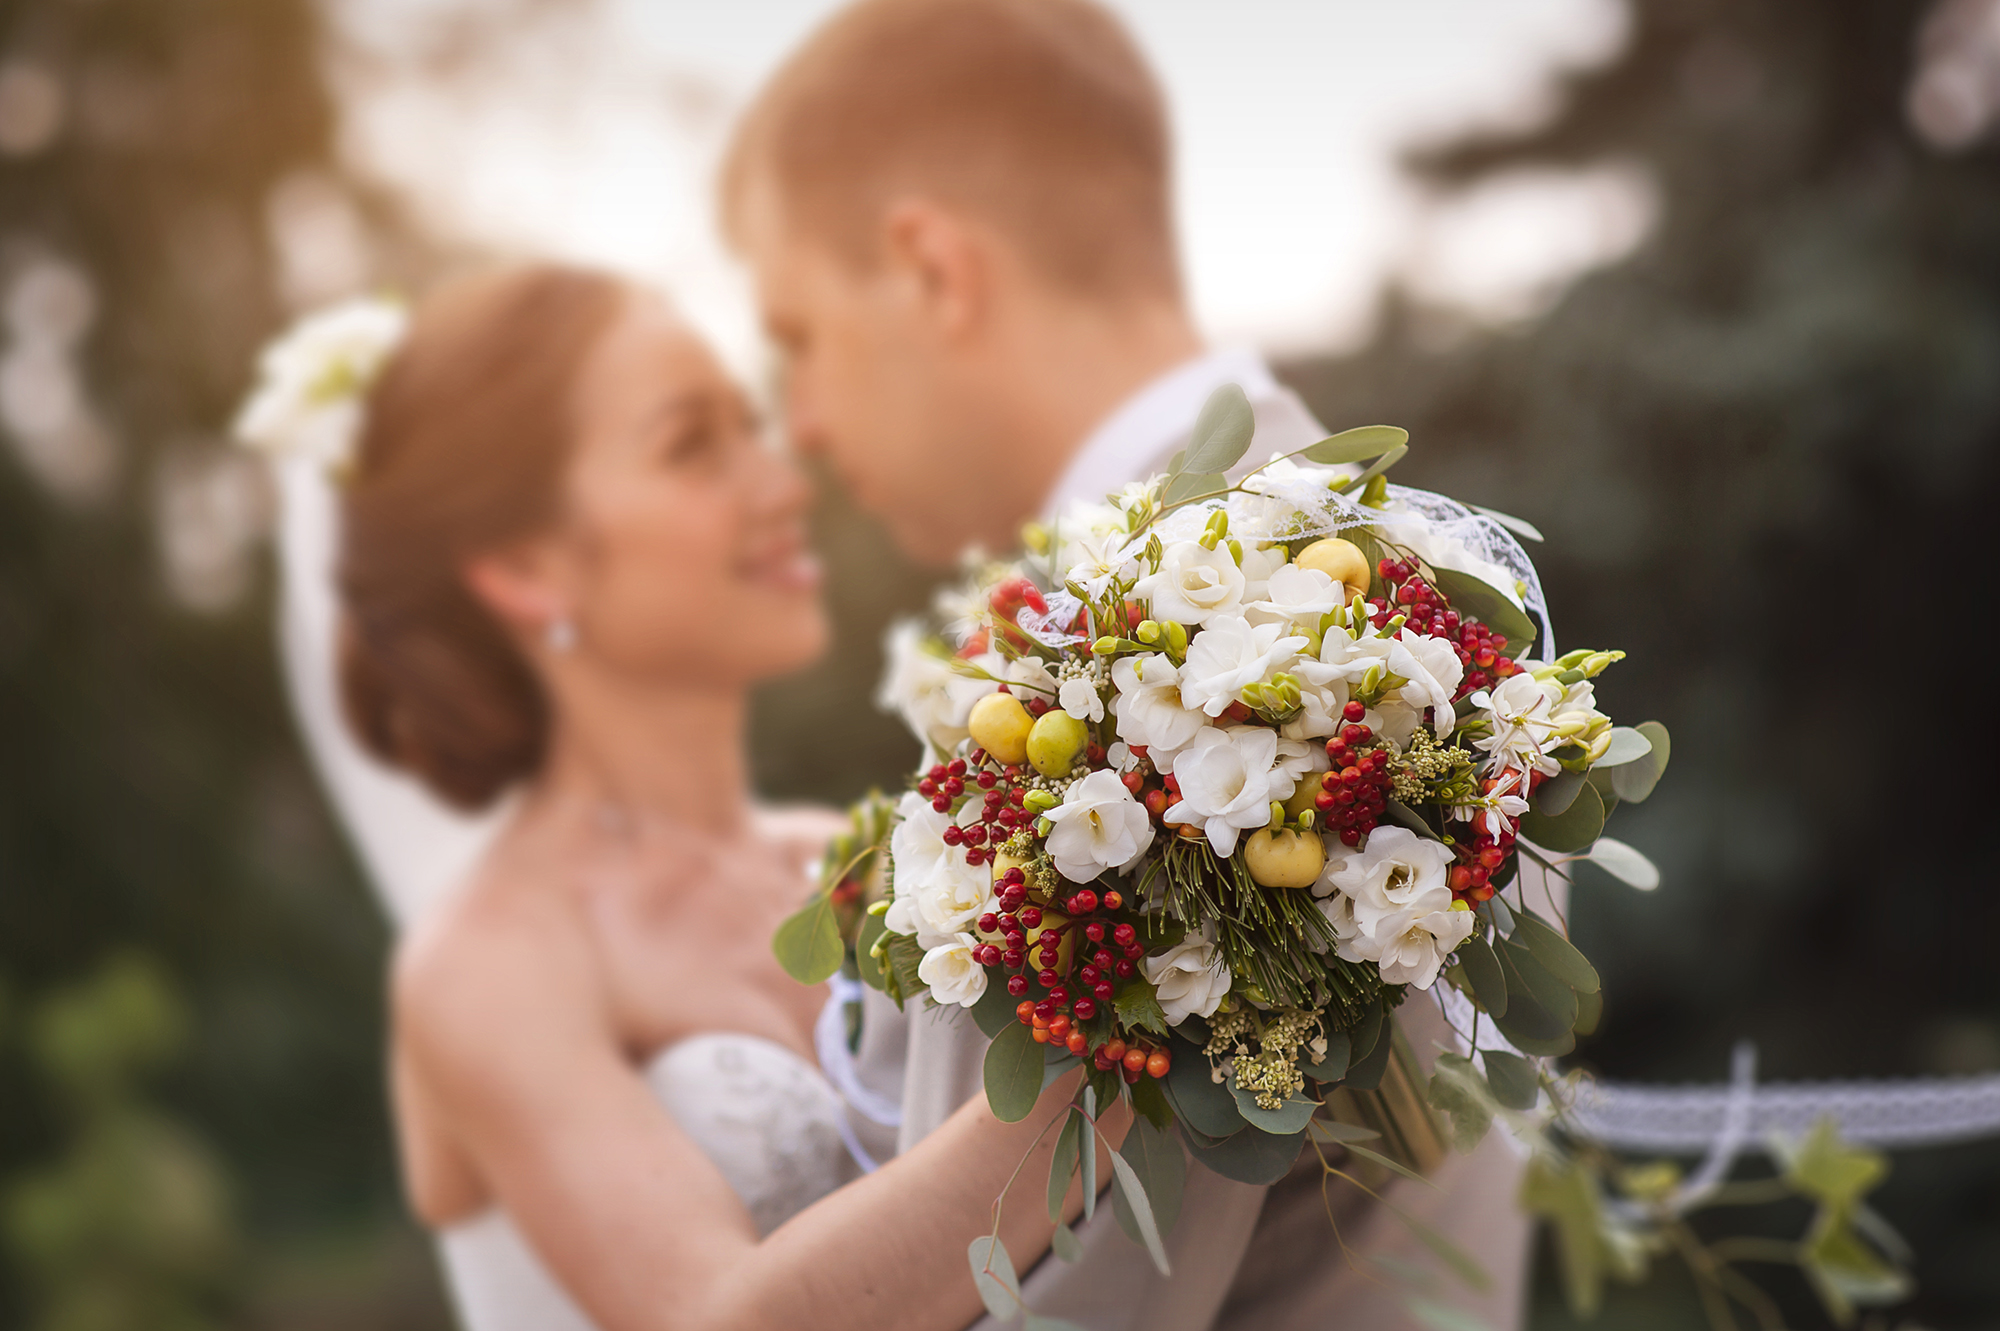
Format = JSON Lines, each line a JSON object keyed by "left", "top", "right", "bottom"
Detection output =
{"left": 1429, "top": 568, "right": 1536, "bottom": 653}
{"left": 1110, "top": 1117, "right": 1185, "bottom": 1253}
{"left": 967, "top": 1235, "right": 1021, "bottom": 1321}
{"left": 1425, "top": 1054, "right": 1496, "bottom": 1154}
{"left": 770, "top": 893, "right": 844, "bottom": 985}
{"left": 1110, "top": 979, "right": 1168, "bottom": 1038}
{"left": 1302, "top": 424, "right": 1409, "bottom": 466}
{"left": 981, "top": 1021, "right": 1045, "bottom": 1123}
{"left": 1180, "top": 384, "right": 1256, "bottom": 475}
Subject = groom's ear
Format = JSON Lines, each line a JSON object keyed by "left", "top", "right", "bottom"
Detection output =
{"left": 880, "top": 198, "right": 989, "bottom": 340}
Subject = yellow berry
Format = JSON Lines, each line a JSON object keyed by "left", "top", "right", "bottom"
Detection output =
{"left": 1293, "top": 538, "right": 1372, "bottom": 600}
{"left": 1025, "top": 709, "right": 1089, "bottom": 778}
{"left": 968, "top": 692, "right": 1034, "bottom": 765}
{"left": 1242, "top": 828, "right": 1327, "bottom": 888}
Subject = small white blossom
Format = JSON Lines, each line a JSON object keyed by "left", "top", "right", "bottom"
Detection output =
{"left": 1059, "top": 675, "right": 1106, "bottom": 723}
{"left": 233, "top": 297, "right": 408, "bottom": 470}
{"left": 1141, "top": 930, "right": 1233, "bottom": 1025}
{"left": 1165, "top": 725, "right": 1288, "bottom": 857}
{"left": 918, "top": 934, "right": 989, "bottom": 1007}
{"left": 1006, "top": 655, "right": 1061, "bottom": 701}
{"left": 1313, "top": 826, "right": 1468, "bottom": 989}
{"left": 1043, "top": 769, "right": 1155, "bottom": 882}
{"left": 887, "top": 793, "right": 995, "bottom": 946}
{"left": 1246, "top": 563, "right": 1345, "bottom": 631}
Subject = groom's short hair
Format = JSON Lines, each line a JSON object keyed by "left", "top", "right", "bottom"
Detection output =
{"left": 722, "top": 0, "right": 1179, "bottom": 299}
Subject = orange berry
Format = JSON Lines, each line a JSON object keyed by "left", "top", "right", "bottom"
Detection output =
{"left": 1016, "top": 1000, "right": 1036, "bottom": 1023}
{"left": 1122, "top": 1047, "right": 1148, "bottom": 1074}
{"left": 1032, "top": 1014, "right": 1050, "bottom": 1030}
{"left": 1049, "top": 1015, "right": 1072, "bottom": 1037}
{"left": 1033, "top": 1027, "right": 1050, "bottom": 1044}
{"left": 1065, "top": 1030, "right": 1088, "bottom": 1056}
{"left": 1146, "top": 1050, "right": 1171, "bottom": 1078}
{"left": 1103, "top": 1039, "right": 1128, "bottom": 1063}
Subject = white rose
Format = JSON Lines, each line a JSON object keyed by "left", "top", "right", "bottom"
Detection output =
{"left": 918, "top": 934, "right": 990, "bottom": 1007}
{"left": 1059, "top": 675, "right": 1106, "bottom": 723}
{"left": 876, "top": 622, "right": 999, "bottom": 756}
{"left": 1133, "top": 540, "right": 1246, "bottom": 625}
{"left": 1177, "top": 614, "right": 1306, "bottom": 718}
{"left": 1246, "top": 563, "right": 1345, "bottom": 631}
{"left": 1043, "top": 769, "right": 1155, "bottom": 882}
{"left": 1141, "top": 931, "right": 1233, "bottom": 1025}
{"left": 1165, "top": 725, "right": 1287, "bottom": 857}
{"left": 1110, "top": 655, "right": 1207, "bottom": 758}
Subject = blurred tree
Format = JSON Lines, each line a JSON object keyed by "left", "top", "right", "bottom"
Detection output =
{"left": 0, "top": 0, "right": 441, "bottom": 1325}
{"left": 1281, "top": 0, "right": 2000, "bottom": 1323}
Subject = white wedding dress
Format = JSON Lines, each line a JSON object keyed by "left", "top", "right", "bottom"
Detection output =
{"left": 438, "top": 1031, "right": 860, "bottom": 1331}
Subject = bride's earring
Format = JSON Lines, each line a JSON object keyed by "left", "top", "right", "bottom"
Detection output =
{"left": 544, "top": 615, "right": 578, "bottom": 654}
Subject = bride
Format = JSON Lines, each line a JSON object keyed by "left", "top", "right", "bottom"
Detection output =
{"left": 320, "top": 264, "right": 1117, "bottom": 1331}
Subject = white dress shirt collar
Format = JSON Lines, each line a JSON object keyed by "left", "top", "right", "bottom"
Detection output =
{"left": 1041, "top": 346, "right": 1278, "bottom": 518}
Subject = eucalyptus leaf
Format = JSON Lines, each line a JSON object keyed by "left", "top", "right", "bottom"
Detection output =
{"left": 1301, "top": 423, "right": 1408, "bottom": 466}
{"left": 1047, "top": 1109, "right": 1081, "bottom": 1223}
{"left": 1581, "top": 836, "right": 1660, "bottom": 891}
{"left": 1426, "top": 1053, "right": 1495, "bottom": 1154}
{"left": 855, "top": 910, "right": 887, "bottom": 991}
{"left": 972, "top": 965, "right": 1023, "bottom": 1037}
{"left": 983, "top": 1021, "right": 1045, "bottom": 1122}
{"left": 1468, "top": 503, "right": 1545, "bottom": 543}
{"left": 1609, "top": 721, "right": 1671, "bottom": 803}
{"left": 1344, "top": 1015, "right": 1396, "bottom": 1090}
{"left": 1335, "top": 442, "right": 1409, "bottom": 497}
{"left": 1181, "top": 1120, "right": 1309, "bottom": 1185}
{"left": 1129, "top": 1071, "right": 1174, "bottom": 1130}
{"left": 1163, "top": 1036, "right": 1246, "bottom": 1138}
{"left": 1477, "top": 892, "right": 1516, "bottom": 937}
{"left": 1311, "top": 1118, "right": 1381, "bottom": 1144}
{"left": 1457, "top": 932, "right": 1509, "bottom": 1018}
{"left": 967, "top": 1236, "right": 1021, "bottom": 1321}
{"left": 1049, "top": 1221, "right": 1084, "bottom": 1265}
{"left": 1228, "top": 1077, "right": 1320, "bottom": 1134}
{"left": 1518, "top": 780, "right": 1605, "bottom": 855}
{"left": 1112, "top": 1116, "right": 1186, "bottom": 1240}
{"left": 1430, "top": 566, "right": 1536, "bottom": 653}
{"left": 1572, "top": 987, "right": 1603, "bottom": 1037}
{"left": 1349, "top": 999, "right": 1386, "bottom": 1063}
{"left": 1383, "top": 798, "right": 1446, "bottom": 841}
{"left": 1344, "top": 1141, "right": 1437, "bottom": 1188}
{"left": 1492, "top": 948, "right": 1578, "bottom": 1056}
{"left": 1407, "top": 1295, "right": 1499, "bottom": 1331}
{"left": 1515, "top": 913, "right": 1600, "bottom": 995}
{"left": 1301, "top": 1030, "right": 1351, "bottom": 1082}
{"left": 770, "top": 892, "right": 843, "bottom": 984}
{"left": 1533, "top": 769, "right": 1586, "bottom": 818}
{"left": 1482, "top": 1050, "right": 1540, "bottom": 1111}
{"left": 1162, "top": 470, "right": 1225, "bottom": 507}
{"left": 1078, "top": 1102, "right": 1097, "bottom": 1223}
{"left": 1499, "top": 938, "right": 1580, "bottom": 1025}
{"left": 1106, "top": 1146, "right": 1173, "bottom": 1275}
{"left": 1591, "top": 726, "right": 1654, "bottom": 768}
{"left": 1182, "top": 383, "right": 1256, "bottom": 475}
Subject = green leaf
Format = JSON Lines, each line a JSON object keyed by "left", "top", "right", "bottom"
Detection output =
{"left": 1301, "top": 1030, "right": 1350, "bottom": 1082}
{"left": 1407, "top": 1296, "right": 1497, "bottom": 1331}
{"left": 1181, "top": 1120, "right": 1308, "bottom": 1185}
{"left": 1106, "top": 1142, "right": 1173, "bottom": 1275}
{"left": 967, "top": 1236, "right": 1021, "bottom": 1321}
{"left": 1183, "top": 383, "right": 1256, "bottom": 474}
{"left": 1349, "top": 998, "right": 1386, "bottom": 1063}
{"left": 1572, "top": 987, "right": 1603, "bottom": 1037}
{"left": 971, "top": 966, "right": 1022, "bottom": 1038}
{"left": 1335, "top": 442, "right": 1410, "bottom": 497}
{"left": 855, "top": 910, "right": 888, "bottom": 991}
{"left": 1781, "top": 1118, "right": 1889, "bottom": 1212}
{"left": 983, "top": 1021, "right": 1045, "bottom": 1122}
{"left": 1515, "top": 913, "right": 1600, "bottom": 995}
{"left": 1430, "top": 566, "right": 1536, "bottom": 653}
{"left": 1112, "top": 980, "right": 1170, "bottom": 1038}
{"left": 1482, "top": 1050, "right": 1540, "bottom": 1111}
{"left": 1130, "top": 1071, "right": 1174, "bottom": 1130}
{"left": 1047, "top": 1109, "right": 1082, "bottom": 1222}
{"left": 1520, "top": 1156, "right": 1607, "bottom": 1316}
{"left": 1591, "top": 726, "right": 1654, "bottom": 768}
{"left": 1162, "top": 470, "right": 1226, "bottom": 507}
{"left": 1580, "top": 836, "right": 1660, "bottom": 891}
{"left": 1518, "top": 780, "right": 1605, "bottom": 854}
{"left": 1112, "top": 1116, "right": 1186, "bottom": 1240}
{"left": 1802, "top": 1213, "right": 1911, "bottom": 1325}
{"left": 1534, "top": 769, "right": 1586, "bottom": 818}
{"left": 1301, "top": 423, "right": 1408, "bottom": 466}
{"left": 1078, "top": 1100, "right": 1097, "bottom": 1224}
{"left": 1228, "top": 1077, "right": 1320, "bottom": 1134}
{"left": 771, "top": 892, "right": 843, "bottom": 984}
{"left": 1344, "top": 1141, "right": 1436, "bottom": 1188}
{"left": 1491, "top": 944, "right": 1577, "bottom": 1056}
{"left": 1457, "top": 933, "right": 1509, "bottom": 1018}
{"left": 1344, "top": 1012, "right": 1397, "bottom": 1089}
{"left": 1609, "top": 721, "right": 1671, "bottom": 803}
{"left": 883, "top": 932, "right": 926, "bottom": 1008}
{"left": 1383, "top": 797, "right": 1447, "bottom": 841}
{"left": 1376, "top": 1193, "right": 1491, "bottom": 1292}
{"left": 1426, "top": 1053, "right": 1495, "bottom": 1154}
{"left": 1163, "top": 1036, "right": 1247, "bottom": 1138}
{"left": 1049, "top": 1221, "right": 1083, "bottom": 1264}
{"left": 1467, "top": 503, "right": 1544, "bottom": 543}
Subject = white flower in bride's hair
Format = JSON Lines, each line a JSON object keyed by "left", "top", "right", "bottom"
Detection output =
{"left": 1133, "top": 540, "right": 1245, "bottom": 625}
{"left": 1111, "top": 655, "right": 1206, "bottom": 760}
{"left": 1177, "top": 613, "right": 1306, "bottom": 718}
{"left": 887, "top": 793, "right": 994, "bottom": 946}
{"left": 876, "top": 622, "right": 999, "bottom": 756}
{"left": 1165, "top": 726, "right": 1287, "bottom": 857}
{"left": 918, "top": 934, "right": 989, "bottom": 1007}
{"left": 1141, "top": 930, "right": 1232, "bottom": 1025}
{"left": 1043, "top": 770, "right": 1154, "bottom": 882}
{"left": 233, "top": 297, "right": 407, "bottom": 470}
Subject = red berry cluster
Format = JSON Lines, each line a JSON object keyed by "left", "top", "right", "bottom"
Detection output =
{"left": 1367, "top": 558, "right": 1521, "bottom": 697}
{"left": 1315, "top": 702, "right": 1393, "bottom": 847}
{"left": 1016, "top": 1005, "right": 1172, "bottom": 1081}
{"left": 928, "top": 749, "right": 1040, "bottom": 867}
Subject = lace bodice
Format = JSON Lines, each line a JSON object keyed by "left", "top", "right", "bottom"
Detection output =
{"left": 438, "top": 1032, "right": 857, "bottom": 1331}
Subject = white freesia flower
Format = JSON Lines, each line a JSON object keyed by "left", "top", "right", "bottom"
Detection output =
{"left": 1246, "top": 563, "right": 1345, "bottom": 630}
{"left": 1314, "top": 827, "right": 1469, "bottom": 989}
{"left": 887, "top": 793, "right": 994, "bottom": 945}
{"left": 876, "top": 622, "right": 1000, "bottom": 756}
{"left": 1006, "top": 655, "right": 1061, "bottom": 701}
{"left": 1177, "top": 614, "right": 1306, "bottom": 718}
{"left": 1044, "top": 769, "right": 1155, "bottom": 882}
{"left": 233, "top": 297, "right": 408, "bottom": 470}
{"left": 1297, "top": 624, "right": 1462, "bottom": 744}
{"left": 1133, "top": 539, "right": 1246, "bottom": 625}
{"left": 1110, "top": 655, "right": 1207, "bottom": 758}
{"left": 1166, "top": 725, "right": 1288, "bottom": 856}
{"left": 918, "top": 934, "right": 989, "bottom": 1007}
{"left": 1059, "top": 675, "right": 1106, "bottom": 723}
{"left": 1236, "top": 543, "right": 1288, "bottom": 607}
{"left": 1140, "top": 930, "right": 1233, "bottom": 1024}
{"left": 1055, "top": 508, "right": 1141, "bottom": 597}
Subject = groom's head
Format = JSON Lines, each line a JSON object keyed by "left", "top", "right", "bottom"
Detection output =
{"left": 723, "top": 0, "right": 1192, "bottom": 562}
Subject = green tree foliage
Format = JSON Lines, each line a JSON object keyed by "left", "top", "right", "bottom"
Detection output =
{"left": 1283, "top": 0, "right": 2000, "bottom": 1322}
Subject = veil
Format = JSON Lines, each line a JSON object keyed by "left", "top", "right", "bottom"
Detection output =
{"left": 271, "top": 452, "right": 504, "bottom": 930}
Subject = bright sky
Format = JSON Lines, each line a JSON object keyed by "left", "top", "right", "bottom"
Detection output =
{"left": 331, "top": 0, "right": 1641, "bottom": 366}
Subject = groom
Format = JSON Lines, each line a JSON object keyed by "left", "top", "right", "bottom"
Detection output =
{"left": 725, "top": 1, "right": 1532, "bottom": 1326}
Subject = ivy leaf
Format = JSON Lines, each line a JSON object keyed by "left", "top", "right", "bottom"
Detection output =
{"left": 1112, "top": 1116, "right": 1186, "bottom": 1239}
{"left": 1482, "top": 1050, "right": 1540, "bottom": 1111}
{"left": 1430, "top": 566, "right": 1536, "bottom": 653}
{"left": 1426, "top": 1053, "right": 1495, "bottom": 1154}
{"left": 1113, "top": 979, "right": 1170, "bottom": 1038}
{"left": 1519, "top": 780, "right": 1605, "bottom": 854}
{"left": 1515, "top": 913, "right": 1600, "bottom": 995}
{"left": 1520, "top": 1156, "right": 1608, "bottom": 1316}
{"left": 1301, "top": 423, "right": 1408, "bottom": 466}
{"left": 1182, "top": 383, "right": 1256, "bottom": 475}
{"left": 1047, "top": 1109, "right": 1081, "bottom": 1223}
{"left": 1590, "top": 726, "right": 1654, "bottom": 768}
{"left": 1457, "top": 932, "right": 1509, "bottom": 1018}
{"left": 1609, "top": 721, "right": 1672, "bottom": 803}
{"left": 1580, "top": 836, "right": 1660, "bottom": 891}
{"left": 967, "top": 1236, "right": 1021, "bottom": 1321}
{"left": 770, "top": 892, "right": 843, "bottom": 984}
{"left": 1801, "top": 1214, "right": 1912, "bottom": 1325}
{"left": 1780, "top": 1118, "right": 1889, "bottom": 1213}
{"left": 983, "top": 1021, "right": 1045, "bottom": 1123}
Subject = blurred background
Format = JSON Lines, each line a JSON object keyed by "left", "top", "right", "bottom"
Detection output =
{"left": 1, "top": 0, "right": 1995, "bottom": 1327}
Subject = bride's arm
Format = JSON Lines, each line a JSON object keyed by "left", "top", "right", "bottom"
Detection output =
{"left": 397, "top": 895, "right": 1124, "bottom": 1331}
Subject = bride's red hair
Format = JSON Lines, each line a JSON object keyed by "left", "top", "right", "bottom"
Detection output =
{"left": 336, "top": 264, "right": 627, "bottom": 810}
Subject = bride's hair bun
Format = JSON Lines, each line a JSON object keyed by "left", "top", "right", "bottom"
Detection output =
{"left": 336, "top": 264, "right": 626, "bottom": 810}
